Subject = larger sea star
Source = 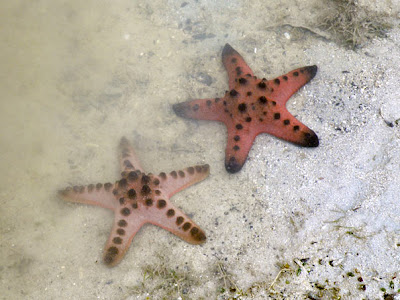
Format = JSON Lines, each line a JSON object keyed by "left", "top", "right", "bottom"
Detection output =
{"left": 59, "top": 137, "right": 209, "bottom": 267}
{"left": 173, "top": 43, "right": 319, "bottom": 173}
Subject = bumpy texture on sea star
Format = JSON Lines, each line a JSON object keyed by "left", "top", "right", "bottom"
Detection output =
{"left": 173, "top": 43, "right": 319, "bottom": 173}
{"left": 59, "top": 137, "right": 209, "bottom": 267}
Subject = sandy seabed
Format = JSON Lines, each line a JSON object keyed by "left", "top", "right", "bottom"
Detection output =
{"left": 1, "top": 1, "right": 400, "bottom": 299}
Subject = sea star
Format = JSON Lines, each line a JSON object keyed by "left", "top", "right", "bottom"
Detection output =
{"left": 173, "top": 43, "right": 319, "bottom": 173}
{"left": 59, "top": 137, "right": 209, "bottom": 267}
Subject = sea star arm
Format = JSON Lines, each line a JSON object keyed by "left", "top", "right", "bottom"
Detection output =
{"left": 222, "top": 43, "right": 254, "bottom": 90}
{"left": 58, "top": 183, "right": 117, "bottom": 210}
{"left": 156, "top": 164, "right": 210, "bottom": 198}
{"left": 224, "top": 124, "right": 258, "bottom": 173}
{"left": 146, "top": 202, "right": 206, "bottom": 244}
{"left": 103, "top": 200, "right": 206, "bottom": 267}
{"left": 254, "top": 108, "right": 319, "bottom": 147}
{"left": 173, "top": 98, "right": 227, "bottom": 122}
{"left": 103, "top": 212, "right": 145, "bottom": 267}
{"left": 266, "top": 66, "right": 317, "bottom": 106}
{"left": 119, "top": 137, "right": 144, "bottom": 173}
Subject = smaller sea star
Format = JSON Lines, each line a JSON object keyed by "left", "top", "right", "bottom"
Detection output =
{"left": 173, "top": 43, "right": 319, "bottom": 173}
{"left": 59, "top": 137, "right": 209, "bottom": 267}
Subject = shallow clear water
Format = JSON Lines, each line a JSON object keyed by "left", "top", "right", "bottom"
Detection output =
{"left": 2, "top": 1, "right": 400, "bottom": 299}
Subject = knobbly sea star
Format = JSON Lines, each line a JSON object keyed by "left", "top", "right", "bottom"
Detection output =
{"left": 173, "top": 43, "right": 319, "bottom": 173}
{"left": 59, "top": 137, "right": 209, "bottom": 267}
